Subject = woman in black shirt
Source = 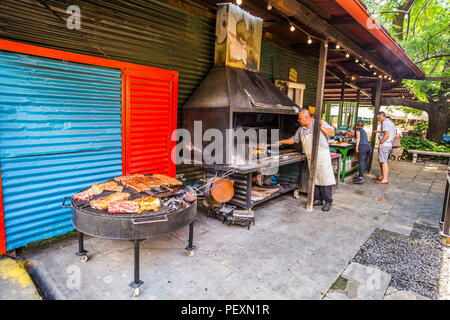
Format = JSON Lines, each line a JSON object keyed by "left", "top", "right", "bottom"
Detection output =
{"left": 354, "top": 120, "right": 372, "bottom": 184}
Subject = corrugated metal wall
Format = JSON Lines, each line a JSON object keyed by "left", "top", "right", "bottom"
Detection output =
{"left": 0, "top": 0, "right": 319, "bottom": 122}
{"left": 260, "top": 41, "right": 318, "bottom": 107}
{"left": 0, "top": 0, "right": 216, "bottom": 129}
{"left": 0, "top": 51, "right": 122, "bottom": 250}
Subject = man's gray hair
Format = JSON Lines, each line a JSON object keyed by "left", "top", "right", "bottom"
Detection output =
{"left": 299, "top": 108, "right": 311, "bottom": 117}
{"left": 377, "top": 111, "right": 386, "bottom": 117}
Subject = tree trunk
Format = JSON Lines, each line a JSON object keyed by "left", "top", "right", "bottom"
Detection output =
{"left": 380, "top": 97, "right": 449, "bottom": 143}
{"left": 426, "top": 102, "right": 449, "bottom": 143}
{"left": 392, "top": 0, "right": 417, "bottom": 40}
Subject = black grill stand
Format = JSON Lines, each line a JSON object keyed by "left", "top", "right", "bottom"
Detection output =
{"left": 185, "top": 221, "right": 195, "bottom": 256}
{"left": 129, "top": 239, "right": 144, "bottom": 296}
{"left": 74, "top": 221, "right": 196, "bottom": 296}
{"left": 75, "top": 232, "right": 88, "bottom": 262}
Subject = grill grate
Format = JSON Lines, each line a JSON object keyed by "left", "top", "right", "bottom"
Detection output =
{"left": 71, "top": 178, "right": 186, "bottom": 219}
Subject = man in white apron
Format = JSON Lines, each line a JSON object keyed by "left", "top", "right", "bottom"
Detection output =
{"left": 277, "top": 109, "right": 336, "bottom": 211}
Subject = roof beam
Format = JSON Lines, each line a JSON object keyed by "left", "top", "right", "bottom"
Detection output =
{"left": 329, "top": 16, "right": 358, "bottom": 26}
{"left": 270, "top": 0, "right": 395, "bottom": 76}
{"left": 326, "top": 70, "right": 371, "bottom": 98}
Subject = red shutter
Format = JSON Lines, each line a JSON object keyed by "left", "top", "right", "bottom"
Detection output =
{"left": 123, "top": 68, "right": 178, "bottom": 177}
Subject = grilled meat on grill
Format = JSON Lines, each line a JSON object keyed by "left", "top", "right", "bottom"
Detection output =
{"left": 113, "top": 174, "right": 182, "bottom": 192}
{"left": 102, "top": 181, "right": 123, "bottom": 192}
{"left": 108, "top": 200, "right": 140, "bottom": 214}
{"left": 73, "top": 183, "right": 104, "bottom": 201}
{"left": 73, "top": 181, "right": 123, "bottom": 201}
{"left": 90, "top": 192, "right": 131, "bottom": 210}
{"left": 151, "top": 174, "right": 183, "bottom": 186}
{"left": 134, "top": 197, "right": 161, "bottom": 213}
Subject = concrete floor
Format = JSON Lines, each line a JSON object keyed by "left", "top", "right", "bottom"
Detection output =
{"left": 21, "top": 160, "right": 448, "bottom": 299}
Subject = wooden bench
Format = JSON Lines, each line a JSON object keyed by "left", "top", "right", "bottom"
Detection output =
{"left": 408, "top": 149, "right": 450, "bottom": 163}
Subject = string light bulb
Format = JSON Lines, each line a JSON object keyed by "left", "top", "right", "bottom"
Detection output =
{"left": 345, "top": 53, "right": 350, "bottom": 58}
{"left": 236, "top": 0, "right": 242, "bottom": 5}
{"left": 290, "top": 25, "right": 295, "bottom": 32}
{"left": 307, "top": 36, "right": 312, "bottom": 44}
{"left": 354, "top": 58, "right": 359, "bottom": 63}
{"left": 369, "top": 64, "right": 373, "bottom": 68}
{"left": 384, "top": 75, "right": 387, "bottom": 79}
{"left": 391, "top": 79, "right": 395, "bottom": 83}
{"left": 350, "top": 75, "right": 357, "bottom": 81}
{"left": 373, "top": 72, "right": 377, "bottom": 75}
{"left": 335, "top": 43, "right": 340, "bottom": 49}
{"left": 267, "top": 2, "right": 272, "bottom": 10}
{"left": 378, "top": 74, "right": 382, "bottom": 79}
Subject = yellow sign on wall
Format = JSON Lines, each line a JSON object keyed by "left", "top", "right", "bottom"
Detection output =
{"left": 289, "top": 68, "right": 298, "bottom": 82}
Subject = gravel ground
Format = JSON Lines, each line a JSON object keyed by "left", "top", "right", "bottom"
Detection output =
{"left": 353, "top": 224, "right": 449, "bottom": 299}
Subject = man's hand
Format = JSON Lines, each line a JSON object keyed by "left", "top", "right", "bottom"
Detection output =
{"left": 356, "top": 147, "right": 359, "bottom": 153}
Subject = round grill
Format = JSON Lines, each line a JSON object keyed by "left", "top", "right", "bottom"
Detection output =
{"left": 69, "top": 179, "right": 197, "bottom": 241}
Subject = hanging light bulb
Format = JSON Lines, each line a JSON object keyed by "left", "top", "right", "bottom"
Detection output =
{"left": 369, "top": 64, "right": 373, "bottom": 68}
{"left": 388, "top": 77, "right": 392, "bottom": 80}
{"left": 350, "top": 74, "right": 357, "bottom": 81}
{"left": 307, "top": 36, "right": 312, "bottom": 44}
{"left": 391, "top": 79, "right": 395, "bottom": 83}
{"left": 354, "top": 58, "right": 359, "bottom": 63}
{"left": 236, "top": 0, "right": 242, "bottom": 5}
{"left": 290, "top": 25, "right": 295, "bottom": 32}
{"left": 384, "top": 75, "right": 387, "bottom": 79}
{"left": 267, "top": 2, "right": 272, "bottom": 10}
{"left": 335, "top": 43, "right": 340, "bottom": 49}
{"left": 345, "top": 53, "right": 350, "bottom": 58}
{"left": 373, "top": 72, "right": 377, "bottom": 75}
{"left": 378, "top": 74, "right": 382, "bottom": 79}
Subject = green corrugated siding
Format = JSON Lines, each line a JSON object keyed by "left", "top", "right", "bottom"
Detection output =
{"left": 0, "top": 0, "right": 216, "bottom": 128}
{"left": 260, "top": 41, "right": 318, "bottom": 107}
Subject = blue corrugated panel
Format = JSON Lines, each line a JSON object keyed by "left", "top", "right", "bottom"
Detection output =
{"left": 0, "top": 51, "right": 122, "bottom": 250}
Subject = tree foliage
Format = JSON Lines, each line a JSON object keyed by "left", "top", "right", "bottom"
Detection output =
{"left": 362, "top": 0, "right": 449, "bottom": 142}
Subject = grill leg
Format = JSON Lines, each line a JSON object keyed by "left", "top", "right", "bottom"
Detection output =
{"left": 129, "top": 239, "right": 143, "bottom": 296}
{"left": 75, "top": 232, "right": 88, "bottom": 259}
{"left": 185, "top": 221, "right": 196, "bottom": 255}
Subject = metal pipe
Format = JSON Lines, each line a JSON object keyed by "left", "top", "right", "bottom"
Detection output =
{"left": 134, "top": 239, "right": 140, "bottom": 284}
{"left": 78, "top": 232, "right": 84, "bottom": 253}
{"left": 443, "top": 179, "right": 450, "bottom": 237}
{"left": 186, "top": 221, "right": 195, "bottom": 251}
{"left": 75, "top": 231, "right": 88, "bottom": 256}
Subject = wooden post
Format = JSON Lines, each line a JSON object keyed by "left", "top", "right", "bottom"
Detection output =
{"left": 367, "top": 77, "right": 382, "bottom": 173}
{"left": 306, "top": 39, "right": 328, "bottom": 211}
{"left": 339, "top": 80, "right": 345, "bottom": 128}
{"left": 354, "top": 89, "right": 360, "bottom": 128}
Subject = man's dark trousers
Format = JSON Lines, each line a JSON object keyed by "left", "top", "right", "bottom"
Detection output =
{"left": 314, "top": 185, "right": 333, "bottom": 203}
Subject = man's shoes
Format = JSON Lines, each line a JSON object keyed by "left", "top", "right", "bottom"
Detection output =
{"left": 313, "top": 200, "right": 323, "bottom": 206}
{"left": 353, "top": 176, "right": 365, "bottom": 184}
{"left": 322, "top": 201, "right": 332, "bottom": 211}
